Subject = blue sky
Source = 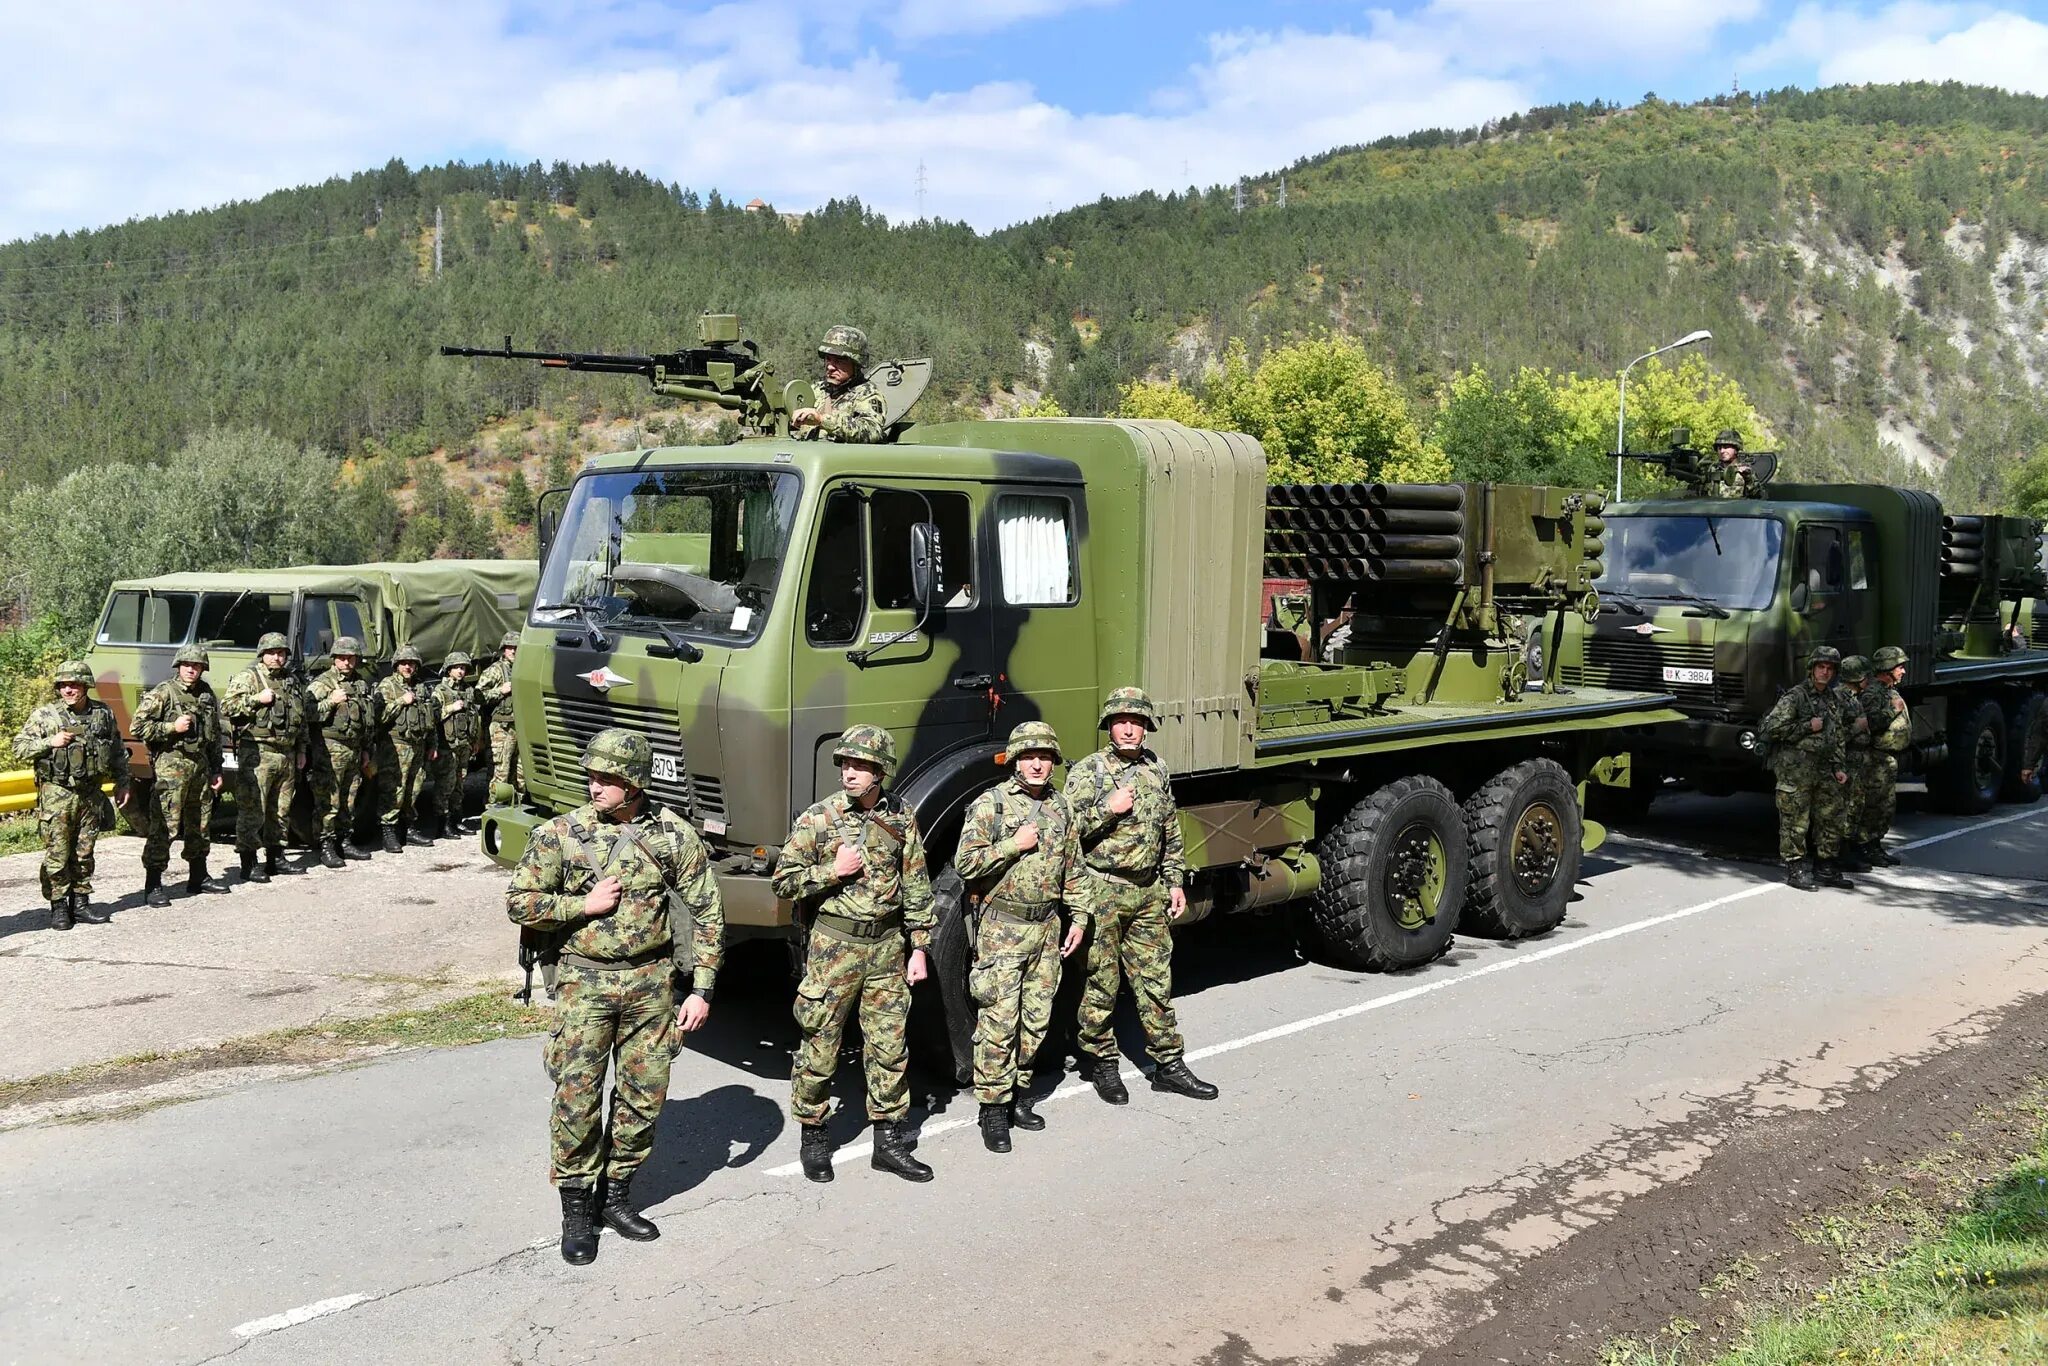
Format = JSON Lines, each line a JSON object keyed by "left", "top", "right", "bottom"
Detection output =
{"left": 5, "top": 1, "right": 2048, "bottom": 242}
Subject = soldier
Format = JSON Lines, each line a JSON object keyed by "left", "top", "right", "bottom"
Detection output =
{"left": 771, "top": 724, "right": 935, "bottom": 1185}
{"left": 131, "top": 644, "right": 226, "bottom": 903}
{"left": 1707, "top": 429, "right": 1758, "bottom": 499}
{"left": 1835, "top": 657, "right": 1877, "bottom": 873}
{"left": 223, "top": 632, "right": 309, "bottom": 885}
{"left": 307, "top": 636, "right": 377, "bottom": 866}
{"left": 1065, "top": 687, "right": 1219, "bottom": 1103}
{"left": 506, "top": 728, "right": 723, "bottom": 1265}
{"left": 432, "top": 651, "right": 485, "bottom": 838}
{"left": 374, "top": 643, "right": 439, "bottom": 851}
{"left": 1759, "top": 645, "right": 1853, "bottom": 891}
{"left": 477, "top": 631, "right": 523, "bottom": 802}
{"left": 789, "top": 325, "right": 888, "bottom": 444}
{"left": 1858, "top": 644, "right": 1913, "bottom": 866}
{"left": 953, "top": 720, "right": 1093, "bottom": 1154}
{"left": 12, "top": 660, "right": 130, "bottom": 929}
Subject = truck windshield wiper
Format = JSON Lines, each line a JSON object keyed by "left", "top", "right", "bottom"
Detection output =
{"left": 647, "top": 620, "right": 704, "bottom": 663}
{"left": 1642, "top": 590, "right": 1730, "bottom": 619}
{"left": 557, "top": 599, "right": 612, "bottom": 650}
{"left": 1600, "top": 588, "right": 1649, "bottom": 615}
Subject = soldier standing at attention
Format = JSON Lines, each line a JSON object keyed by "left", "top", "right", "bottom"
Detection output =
{"left": 223, "top": 632, "right": 308, "bottom": 885}
{"left": 432, "top": 651, "right": 485, "bottom": 838}
{"left": 13, "top": 660, "right": 129, "bottom": 930}
{"left": 132, "top": 645, "right": 225, "bottom": 903}
{"left": 789, "top": 325, "right": 888, "bottom": 444}
{"left": 953, "top": 720, "right": 1092, "bottom": 1154}
{"left": 1707, "top": 429, "right": 1758, "bottom": 499}
{"left": 1859, "top": 645, "right": 1912, "bottom": 865}
{"left": 1066, "top": 687, "right": 1219, "bottom": 1104}
{"left": 506, "top": 729, "right": 723, "bottom": 1265}
{"left": 478, "top": 632, "right": 523, "bottom": 802}
{"left": 1760, "top": 646, "right": 1852, "bottom": 892}
{"left": 1834, "top": 657, "right": 1877, "bottom": 874}
{"left": 375, "top": 643, "right": 439, "bottom": 851}
{"left": 772, "top": 725, "right": 935, "bottom": 1185}
{"left": 307, "top": 637, "right": 377, "bottom": 866}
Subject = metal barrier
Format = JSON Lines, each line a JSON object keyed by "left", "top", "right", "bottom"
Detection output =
{"left": 0, "top": 768, "right": 37, "bottom": 817}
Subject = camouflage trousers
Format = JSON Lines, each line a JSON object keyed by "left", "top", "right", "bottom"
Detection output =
{"left": 790, "top": 923, "right": 910, "bottom": 1125}
{"left": 1075, "top": 877, "right": 1184, "bottom": 1065}
{"left": 376, "top": 738, "right": 432, "bottom": 827}
{"left": 143, "top": 752, "right": 215, "bottom": 873}
{"left": 235, "top": 744, "right": 299, "bottom": 855}
{"left": 1852, "top": 753, "right": 1899, "bottom": 845}
{"left": 969, "top": 908, "right": 1061, "bottom": 1105}
{"left": 544, "top": 959, "right": 677, "bottom": 1187}
{"left": 431, "top": 741, "right": 476, "bottom": 824}
{"left": 312, "top": 739, "right": 369, "bottom": 841}
{"left": 490, "top": 722, "right": 522, "bottom": 798}
{"left": 36, "top": 781, "right": 107, "bottom": 900}
{"left": 1774, "top": 763, "right": 1847, "bottom": 863}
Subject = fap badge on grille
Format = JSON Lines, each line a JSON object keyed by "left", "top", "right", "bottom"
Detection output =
{"left": 579, "top": 666, "right": 630, "bottom": 692}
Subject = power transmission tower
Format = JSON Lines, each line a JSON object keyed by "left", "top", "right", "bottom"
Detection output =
{"left": 1233, "top": 179, "right": 1245, "bottom": 213}
{"left": 1277, "top": 176, "right": 1287, "bottom": 209}
{"left": 915, "top": 161, "right": 928, "bottom": 220}
{"left": 434, "top": 205, "right": 443, "bottom": 276}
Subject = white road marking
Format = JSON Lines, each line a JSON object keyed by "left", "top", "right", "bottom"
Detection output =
{"left": 767, "top": 804, "right": 2048, "bottom": 1177}
{"left": 232, "top": 1293, "right": 370, "bottom": 1339}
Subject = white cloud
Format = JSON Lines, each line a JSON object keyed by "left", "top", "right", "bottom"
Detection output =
{"left": 889, "top": 0, "right": 1122, "bottom": 41}
{"left": 1370, "top": 0, "right": 1766, "bottom": 69}
{"left": 1743, "top": 4, "right": 2048, "bottom": 94}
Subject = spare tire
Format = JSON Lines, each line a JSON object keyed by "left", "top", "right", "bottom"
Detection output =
{"left": 1463, "top": 759, "right": 1581, "bottom": 939}
{"left": 912, "top": 867, "right": 976, "bottom": 1085}
{"left": 1305, "top": 776, "right": 1467, "bottom": 972}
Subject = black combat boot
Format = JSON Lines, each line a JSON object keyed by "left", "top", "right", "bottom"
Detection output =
{"left": 144, "top": 869, "right": 171, "bottom": 908}
{"left": 186, "top": 862, "right": 225, "bottom": 895}
{"left": 264, "top": 847, "right": 288, "bottom": 878}
{"left": 979, "top": 1102, "right": 1013, "bottom": 1153}
{"left": 595, "top": 1176, "right": 660, "bottom": 1241}
{"left": 1088, "top": 1055, "right": 1130, "bottom": 1105}
{"left": 381, "top": 825, "right": 402, "bottom": 854}
{"left": 557, "top": 1186, "right": 598, "bottom": 1265}
{"left": 72, "top": 892, "right": 106, "bottom": 925}
{"left": 404, "top": 821, "right": 433, "bottom": 848}
{"left": 443, "top": 811, "right": 468, "bottom": 839}
{"left": 1838, "top": 844, "right": 1872, "bottom": 874}
{"left": 319, "top": 838, "right": 345, "bottom": 870}
{"left": 1011, "top": 1092, "right": 1045, "bottom": 1131}
{"left": 871, "top": 1121, "right": 934, "bottom": 1183}
{"left": 241, "top": 850, "right": 268, "bottom": 884}
{"left": 798, "top": 1124, "right": 835, "bottom": 1184}
{"left": 1151, "top": 1058, "right": 1220, "bottom": 1100}
{"left": 1787, "top": 859, "right": 1818, "bottom": 892}
{"left": 1817, "top": 859, "right": 1856, "bottom": 890}
{"left": 1866, "top": 840, "right": 1901, "bottom": 868}
{"left": 48, "top": 897, "right": 72, "bottom": 932}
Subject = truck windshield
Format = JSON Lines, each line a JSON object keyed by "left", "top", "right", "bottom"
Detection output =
{"left": 535, "top": 467, "right": 801, "bottom": 643}
{"left": 1597, "top": 514, "right": 1784, "bottom": 613}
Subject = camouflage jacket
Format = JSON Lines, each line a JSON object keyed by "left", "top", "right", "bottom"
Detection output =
{"left": 505, "top": 800, "right": 724, "bottom": 990}
{"left": 1866, "top": 682, "right": 1911, "bottom": 755}
{"left": 800, "top": 374, "right": 888, "bottom": 444}
{"left": 477, "top": 659, "right": 516, "bottom": 732}
{"left": 435, "top": 676, "right": 485, "bottom": 757}
{"left": 307, "top": 670, "right": 378, "bottom": 750}
{"left": 13, "top": 699, "right": 129, "bottom": 789}
{"left": 1065, "top": 745, "right": 1186, "bottom": 886}
{"left": 376, "top": 672, "right": 440, "bottom": 745}
{"left": 771, "top": 791, "right": 935, "bottom": 950}
{"left": 132, "top": 677, "right": 223, "bottom": 767}
{"left": 1760, "top": 680, "right": 1845, "bottom": 773}
{"left": 1706, "top": 462, "right": 1757, "bottom": 500}
{"left": 1840, "top": 686, "right": 1877, "bottom": 751}
{"left": 223, "top": 663, "right": 308, "bottom": 752}
{"left": 953, "top": 777, "right": 1094, "bottom": 928}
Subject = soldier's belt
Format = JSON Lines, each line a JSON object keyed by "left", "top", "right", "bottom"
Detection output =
{"left": 1085, "top": 866, "right": 1158, "bottom": 888}
{"left": 813, "top": 910, "right": 902, "bottom": 941}
{"left": 559, "top": 945, "right": 673, "bottom": 972}
{"left": 985, "top": 898, "right": 1058, "bottom": 923}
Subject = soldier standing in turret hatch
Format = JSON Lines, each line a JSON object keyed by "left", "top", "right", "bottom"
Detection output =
{"left": 1707, "top": 429, "right": 1758, "bottom": 500}
{"left": 790, "top": 325, "right": 888, "bottom": 444}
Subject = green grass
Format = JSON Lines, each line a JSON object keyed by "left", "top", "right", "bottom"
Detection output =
{"left": 0, "top": 815, "right": 40, "bottom": 856}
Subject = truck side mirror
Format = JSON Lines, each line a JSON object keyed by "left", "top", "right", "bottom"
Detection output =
{"left": 1789, "top": 581, "right": 1810, "bottom": 613}
{"left": 910, "top": 522, "right": 942, "bottom": 610}
{"left": 537, "top": 488, "right": 570, "bottom": 566}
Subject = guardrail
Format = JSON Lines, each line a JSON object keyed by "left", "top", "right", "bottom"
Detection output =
{"left": 0, "top": 768, "right": 37, "bottom": 817}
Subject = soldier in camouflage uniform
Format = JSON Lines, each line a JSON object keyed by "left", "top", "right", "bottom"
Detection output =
{"left": 431, "top": 651, "right": 485, "bottom": 838}
{"left": 374, "top": 643, "right": 439, "bottom": 851}
{"left": 1706, "top": 429, "right": 1758, "bottom": 500}
{"left": 307, "top": 636, "right": 377, "bottom": 866}
{"left": 131, "top": 644, "right": 225, "bottom": 904}
{"left": 790, "top": 325, "right": 888, "bottom": 444}
{"left": 953, "top": 720, "right": 1093, "bottom": 1153}
{"left": 506, "top": 728, "right": 724, "bottom": 1265}
{"left": 1065, "top": 687, "right": 1219, "bottom": 1103}
{"left": 1857, "top": 644, "right": 1913, "bottom": 866}
{"left": 12, "top": 660, "right": 130, "bottom": 930}
{"left": 1834, "top": 657, "right": 1877, "bottom": 873}
{"left": 477, "top": 631, "right": 523, "bottom": 803}
{"left": 771, "top": 724, "right": 935, "bottom": 1185}
{"left": 1760, "top": 645, "right": 1853, "bottom": 892}
{"left": 223, "top": 632, "right": 309, "bottom": 885}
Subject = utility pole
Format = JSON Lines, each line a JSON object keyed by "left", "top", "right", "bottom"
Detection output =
{"left": 915, "top": 161, "right": 928, "bottom": 220}
{"left": 433, "top": 205, "right": 443, "bottom": 276}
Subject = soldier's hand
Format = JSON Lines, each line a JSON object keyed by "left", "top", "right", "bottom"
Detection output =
{"left": 1060, "top": 921, "right": 1085, "bottom": 958}
{"left": 1014, "top": 821, "right": 1040, "bottom": 852}
{"left": 1808, "top": 716, "right": 1824, "bottom": 733}
{"left": 1893, "top": 695, "right": 1906, "bottom": 713}
{"left": 792, "top": 407, "right": 821, "bottom": 428}
{"left": 1834, "top": 770, "right": 1848, "bottom": 784}
{"left": 320, "top": 691, "right": 342, "bottom": 712}
{"left": 210, "top": 775, "right": 225, "bottom": 793}
{"left": 676, "top": 994, "right": 711, "bottom": 1032}
{"left": 297, "top": 753, "right": 308, "bottom": 770}
{"left": 173, "top": 714, "right": 194, "bottom": 734}
{"left": 831, "top": 842, "right": 864, "bottom": 879}
{"left": 1169, "top": 886, "right": 1189, "bottom": 920}
{"left": 498, "top": 682, "right": 512, "bottom": 697}
{"left": 49, "top": 730, "right": 73, "bottom": 749}
{"left": 1107, "top": 784, "right": 1136, "bottom": 815}
{"left": 402, "top": 690, "right": 415, "bottom": 705}
{"left": 115, "top": 785, "right": 132, "bottom": 811}
{"left": 257, "top": 688, "right": 275, "bottom": 705}
{"left": 904, "top": 948, "right": 929, "bottom": 985}
{"left": 445, "top": 700, "right": 463, "bottom": 713}
{"left": 584, "top": 876, "right": 623, "bottom": 917}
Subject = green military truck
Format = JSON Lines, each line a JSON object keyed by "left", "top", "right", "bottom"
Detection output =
{"left": 1557, "top": 480, "right": 2048, "bottom": 814}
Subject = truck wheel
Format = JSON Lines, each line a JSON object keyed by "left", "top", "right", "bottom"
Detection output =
{"left": 1999, "top": 693, "right": 2045, "bottom": 805}
{"left": 913, "top": 867, "right": 976, "bottom": 1086}
{"left": 1927, "top": 698, "right": 2006, "bottom": 814}
{"left": 1305, "top": 776, "right": 1467, "bottom": 971}
{"left": 1462, "top": 759, "right": 1581, "bottom": 939}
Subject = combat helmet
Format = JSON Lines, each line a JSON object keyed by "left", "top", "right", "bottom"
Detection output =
{"left": 582, "top": 727, "right": 652, "bottom": 788}
{"left": 1007, "top": 720, "right": 1062, "bottom": 762}
{"left": 832, "top": 724, "right": 897, "bottom": 779}
{"left": 499, "top": 631, "right": 521, "bottom": 651}
{"left": 52, "top": 659, "right": 92, "bottom": 686}
{"left": 330, "top": 636, "right": 362, "bottom": 658}
{"left": 1807, "top": 645, "right": 1842, "bottom": 669}
{"left": 1873, "top": 645, "right": 1907, "bottom": 672}
{"left": 1713, "top": 428, "right": 1744, "bottom": 451}
{"left": 173, "top": 644, "right": 211, "bottom": 669}
{"left": 1839, "top": 655, "right": 1870, "bottom": 682}
{"left": 256, "top": 632, "right": 291, "bottom": 655}
{"left": 443, "top": 651, "right": 474, "bottom": 673}
{"left": 392, "top": 643, "right": 423, "bottom": 666}
{"left": 818, "top": 324, "right": 869, "bottom": 369}
{"left": 1098, "top": 686, "right": 1160, "bottom": 730}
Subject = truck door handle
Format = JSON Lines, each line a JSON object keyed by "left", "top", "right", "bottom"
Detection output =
{"left": 953, "top": 673, "right": 993, "bottom": 690}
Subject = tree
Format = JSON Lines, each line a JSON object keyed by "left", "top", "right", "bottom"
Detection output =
{"left": 502, "top": 465, "right": 536, "bottom": 525}
{"left": 1208, "top": 338, "right": 1447, "bottom": 484}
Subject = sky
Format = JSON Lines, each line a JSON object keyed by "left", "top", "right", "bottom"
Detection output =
{"left": 5, "top": 0, "right": 2048, "bottom": 243}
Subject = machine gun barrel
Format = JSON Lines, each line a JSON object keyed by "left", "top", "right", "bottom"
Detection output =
{"left": 439, "top": 339, "right": 665, "bottom": 375}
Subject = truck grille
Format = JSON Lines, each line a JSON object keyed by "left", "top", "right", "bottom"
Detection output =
{"left": 1561, "top": 638, "right": 1744, "bottom": 709}
{"left": 534, "top": 695, "right": 696, "bottom": 817}
{"left": 689, "top": 774, "right": 727, "bottom": 826}
{"left": 2033, "top": 613, "right": 2048, "bottom": 650}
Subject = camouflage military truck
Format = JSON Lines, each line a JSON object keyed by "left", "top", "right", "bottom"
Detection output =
{"left": 1557, "top": 480, "right": 2048, "bottom": 815}
{"left": 464, "top": 351, "right": 1681, "bottom": 1075}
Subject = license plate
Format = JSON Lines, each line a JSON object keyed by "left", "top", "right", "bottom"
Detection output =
{"left": 1661, "top": 666, "right": 1714, "bottom": 685}
{"left": 219, "top": 752, "right": 239, "bottom": 771}
{"left": 650, "top": 754, "right": 680, "bottom": 783}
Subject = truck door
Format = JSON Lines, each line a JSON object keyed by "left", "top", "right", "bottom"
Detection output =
{"left": 1790, "top": 523, "right": 1873, "bottom": 664}
{"left": 791, "top": 481, "right": 996, "bottom": 807}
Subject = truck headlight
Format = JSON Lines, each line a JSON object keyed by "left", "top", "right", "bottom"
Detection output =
{"left": 1738, "top": 729, "right": 1758, "bottom": 752}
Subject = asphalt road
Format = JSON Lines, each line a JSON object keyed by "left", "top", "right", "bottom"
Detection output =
{"left": 2, "top": 788, "right": 2045, "bottom": 1365}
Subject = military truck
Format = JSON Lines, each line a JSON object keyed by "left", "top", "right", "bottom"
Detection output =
{"left": 1556, "top": 480, "right": 2048, "bottom": 815}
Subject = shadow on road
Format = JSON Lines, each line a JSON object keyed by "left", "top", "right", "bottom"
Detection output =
{"left": 638, "top": 1082, "right": 786, "bottom": 1205}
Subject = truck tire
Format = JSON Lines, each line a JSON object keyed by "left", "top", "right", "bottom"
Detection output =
{"left": 914, "top": 867, "right": 976, "bottom": 1086}
{"left": 2000, "top": 692, "right": 2045, "bottom": 805}
{"left": 1462, "top": 759, "right": 1581, "bottom": 940}
{"left": 1305, "top": 776, "right": 1467, "bottom": 971}
{"left": 1926, "top": 697, "right": 2006, "bottom": 815}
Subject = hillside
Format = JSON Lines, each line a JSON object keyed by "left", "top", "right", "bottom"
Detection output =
{"left": 4, "top": 81, "right": 2048, "bottom": 514}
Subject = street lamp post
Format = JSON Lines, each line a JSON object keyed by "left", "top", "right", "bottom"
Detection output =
{"left": 1614, "top": 329, "right": 1713, "bottom": 501}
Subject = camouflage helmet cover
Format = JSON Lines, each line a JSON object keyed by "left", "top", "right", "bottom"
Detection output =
{"left": 330, "top": 636, "right": 363, "bottom": 658}
{"left": 1098, "top": 686, "right": 1160, "bottom": 729}
{"left": 52, "top": 659, "right": 93, "bottom": 685}
{"left": 832, "top": 723, "right": 897, "bottom": 777}
{"left": 582, "top": 727, "right": 653, "bottom": 788}
{"left": 500, "top": 631, "right": 521, "bottom": 650}
{"left": 1807, "top": 645, "right": 1842, "bottom": 668}
{"left": 1713, "top": 428, "right": 1744, "bottom": 451}
{"left": 1006, "top": 720, "right": 1062, "bottom": 761}
{"left": 173, "top": 644, "right": 211, "bottom": 668}
{"left": 392, "top": 643, "right": 423, "bottom": 665}
{"left": 818, "top": 324, "right": 869, "bottom": 368}
{"left": 1872, "top": 645, "right": 1907, "bottom": 671}
{"left": 1839, "top": 655, "right": 1870, "bottom": 682}
{"left": 443, "top": 651, "right": 474, "bottom": 671}
{"left": 256, "top": 632, "right": 291, "bottom": 655}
